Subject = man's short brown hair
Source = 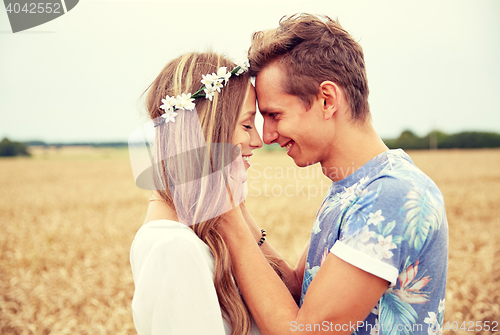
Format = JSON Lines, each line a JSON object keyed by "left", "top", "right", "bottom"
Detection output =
{"left": 249, "top": 13, "right": 370, "bottom": 122}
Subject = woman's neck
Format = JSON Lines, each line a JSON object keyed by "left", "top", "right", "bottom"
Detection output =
{"left": 143, "top": 196, "right": 179, "bottom": 225}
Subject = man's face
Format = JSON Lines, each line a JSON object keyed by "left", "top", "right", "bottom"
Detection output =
{"left": 255, "top": 62, "right": 326, "bottom": 167}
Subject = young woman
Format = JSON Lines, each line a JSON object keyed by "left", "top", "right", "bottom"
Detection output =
{"left": 129, "top": 52, "right": 265, "bottom": 335}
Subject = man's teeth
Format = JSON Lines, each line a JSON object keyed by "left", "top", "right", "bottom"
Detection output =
{"left": 286, "top": 142, "right": 293, "bottom": 149}
{"left": 242, "top": 156, "right": 250, "bottom": 163}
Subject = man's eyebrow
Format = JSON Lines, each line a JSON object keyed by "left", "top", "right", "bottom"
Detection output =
{"left": 259, "top": 106, "right": 282, "bottom": 115}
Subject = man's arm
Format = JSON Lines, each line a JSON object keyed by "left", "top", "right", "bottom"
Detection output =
{"left": 220, "top": 207, "right": 388, "bottom": 335}
{"left": 294, "top": 240, "right": 309, "bottom": 289}
{"left": 239, "top": 202, "right": 309, "bottom": 304}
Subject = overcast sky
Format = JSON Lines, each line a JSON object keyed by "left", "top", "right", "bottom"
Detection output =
{"left": 1, "top": 0, "right": 499, "bottom": 143}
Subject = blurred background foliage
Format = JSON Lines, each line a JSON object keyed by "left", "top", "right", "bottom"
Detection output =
{"left": 0, "top": 138, "right": 30, "bottom": 157}
{"left": 2, "top": 130, "right": 500, "bottom": 158}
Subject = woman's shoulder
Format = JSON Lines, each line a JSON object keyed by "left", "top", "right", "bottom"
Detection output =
{"left": 132, "top": 219, "right": 206, "bottom": 251}
{"left": 130, "top": 219, "right": 213, "bottom": 271}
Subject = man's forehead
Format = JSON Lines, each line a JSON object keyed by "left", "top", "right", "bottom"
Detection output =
{"left": 255, "top": 62, "right": 284, "bottom": 87}
{"left": 255, "top": 69, "right": 285, "bottom": 108}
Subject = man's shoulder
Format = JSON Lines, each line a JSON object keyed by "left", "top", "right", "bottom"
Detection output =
{"left": 316, "top": 149, "right": 445, "bottom": 225}
{"left": 367, "top": 149, "right": 444, "bottom": 200}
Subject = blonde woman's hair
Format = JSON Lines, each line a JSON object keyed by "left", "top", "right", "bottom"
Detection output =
{"left": 143, "top": 52, "right": 253, "bottom": 335}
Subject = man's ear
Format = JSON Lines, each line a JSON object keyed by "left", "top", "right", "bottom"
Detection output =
{"left": 319, "top": 81, "right": 341, "bottom": 120}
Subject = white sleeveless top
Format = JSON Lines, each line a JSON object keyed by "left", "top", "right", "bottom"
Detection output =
{"left": 130, "top": 219, "right": 261, "bottom": 335}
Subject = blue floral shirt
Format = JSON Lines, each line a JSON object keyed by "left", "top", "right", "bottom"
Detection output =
{"left": 300, "top": 149, "right": 448, "bottom": 335}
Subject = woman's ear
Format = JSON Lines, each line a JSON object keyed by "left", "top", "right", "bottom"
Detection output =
{"left": 319, "top": 81, "right": 341, "bottom": 120}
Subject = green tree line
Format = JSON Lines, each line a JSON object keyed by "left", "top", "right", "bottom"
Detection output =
{"left": 2, "top": 131, "right": 500, "bottom": 157}
{"left": 261, "top": 130, "right": 500, "bottom": 152}
{"left": 383, "top": 130, "right": 500, "bottom": 150}
{"left": 0, "top": 138, "right": 30, "bottom": 157}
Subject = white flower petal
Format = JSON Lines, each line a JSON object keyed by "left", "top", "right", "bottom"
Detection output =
{"left": 161, "top": 110, "right": 178, "bottom": 123}
{"left": 216, "top": 66, "right": 228, "bottom": 77}
{"left": 204, "top": 88, "right": 215, "bottom": 101}
{"left": 174, "top": 93, "right": 195, "bottom": 110}
{"left": 424, "top": 312, "right": 437, "bottom": 325}
{"left": 160, "top": 95, "right": 177, "bottom": 111}
{"left": 234, "top": 58, "right": 250, "bottom": 75}
{"left": 201, "top": 74, "right": 216, "bottom": 86}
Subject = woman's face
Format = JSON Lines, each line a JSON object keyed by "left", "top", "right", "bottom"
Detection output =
{"left": 232, "top": 84, "right": 263, "bottom": 169}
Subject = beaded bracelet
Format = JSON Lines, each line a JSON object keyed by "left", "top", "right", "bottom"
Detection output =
{"left": 258, "top": 229, "right": 266, "bottom": 246}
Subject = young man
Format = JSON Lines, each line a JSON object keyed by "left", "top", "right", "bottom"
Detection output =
{"left": 220, "top": 14, "right": 448, "bottom": 335}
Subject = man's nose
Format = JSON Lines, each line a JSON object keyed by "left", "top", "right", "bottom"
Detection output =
{"left": 262, "top": 121, "right": 278, "bottom": 145}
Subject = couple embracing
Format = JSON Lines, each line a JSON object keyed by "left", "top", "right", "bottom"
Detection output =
{"left": 129, "top": 13, "right": 448, "bottom": 335}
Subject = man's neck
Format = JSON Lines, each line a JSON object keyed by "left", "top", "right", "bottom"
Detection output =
{"left": 321, "top": 121, "right": 388, "bottom": 182}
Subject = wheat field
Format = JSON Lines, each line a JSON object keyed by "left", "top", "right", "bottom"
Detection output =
{"left": 0, "top": 147, "right": 499, "bottom": 334}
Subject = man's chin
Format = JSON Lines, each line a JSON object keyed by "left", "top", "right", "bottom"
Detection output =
{"left": 294, "top": 161, "right": 308, "bottom": 168}
{"left": 291, "top": 156, "right": 316, "bottom": 168}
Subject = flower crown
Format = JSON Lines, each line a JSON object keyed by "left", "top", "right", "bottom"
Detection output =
{"left": 156, "top": 59, "right": 250, "bottom": 126}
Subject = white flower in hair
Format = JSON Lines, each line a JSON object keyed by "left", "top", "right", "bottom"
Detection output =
{"left": 234, "top": 58, "right": 250, "bottom": 76}
{"left": 201, "top": 67, "right": 231, "bottom": 96}
{"left": 203, "top": 86, "right": 216, "bottom": 101}
{"left": 161, "top": 109, "right": 178, "bottom": 123}
{"left": 201, "top": 73, "right": 216, "bottom": 87}
{"left": 212, "top": 78, "right": 225, "bottom": 93}
{"left": 175, "top": 93, "right": 195, "bottom": 110}
{"left": 216, "top": 66, "right": 231, "bottom": 83}
{"left": 157, "top": 60, "right": 250, "bottom": 122}
{"left": 160, "top": 95, "right": 177, "bottom": 113}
